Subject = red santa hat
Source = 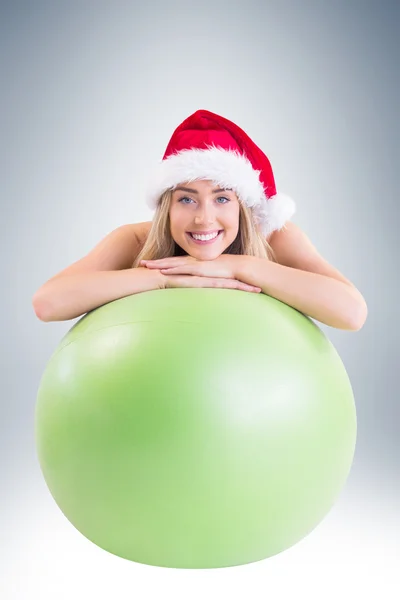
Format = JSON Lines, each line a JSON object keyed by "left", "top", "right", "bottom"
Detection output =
{"left": 145, "top": 109, "right": 295, "bottom": 236}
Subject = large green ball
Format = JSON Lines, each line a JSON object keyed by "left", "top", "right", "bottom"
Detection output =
{"left": 35, "top": 289, "right": 356, "bottom": 569}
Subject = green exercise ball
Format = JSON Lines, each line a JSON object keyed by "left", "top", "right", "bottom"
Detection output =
{"left": 35, "top": 289, "right": 356, "bottom": 569}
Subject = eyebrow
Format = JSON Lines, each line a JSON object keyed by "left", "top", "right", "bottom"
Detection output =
{"left": 173, "top": 186, "right": 232, "bottom": 194}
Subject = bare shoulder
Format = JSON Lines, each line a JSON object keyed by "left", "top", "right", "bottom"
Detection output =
{"left": 268, "top": 221, "right": 357, "bottom": 288}
{"left": 85, "top": 220, "right": 152, "bottom": 268}
{"left": 111, "top": 220, "right": 153, "bottom": 262}
{"left": 45, "top": 221, "right": 152, "bottom": 283}
{"left": 124, "top": 220, "right": 152, "bottom": 249}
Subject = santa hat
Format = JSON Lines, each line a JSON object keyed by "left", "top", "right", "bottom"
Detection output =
{"left": 145, "top": 109, "right": 295, "bottom": 236}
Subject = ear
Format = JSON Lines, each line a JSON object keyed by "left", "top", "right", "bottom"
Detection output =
{"left": 268, "top": 222, "right": 357, "bottom": 288}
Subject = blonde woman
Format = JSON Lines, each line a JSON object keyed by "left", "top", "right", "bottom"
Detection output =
{"left": 32, "top": 110, "right": 367, "bottom": 331}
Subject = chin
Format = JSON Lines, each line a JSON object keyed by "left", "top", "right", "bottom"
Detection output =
{"left": 193, "top": 250, "right": 221, "bottom": 260}
{"left": 192, "top": 245, "right": 231, "bottom": 260}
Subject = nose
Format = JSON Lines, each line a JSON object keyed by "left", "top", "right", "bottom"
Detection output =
{"left": 194, "top": 204, "right": 216, "bottom": 226}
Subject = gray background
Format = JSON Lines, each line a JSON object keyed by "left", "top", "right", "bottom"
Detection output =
{"left": 1, "top": 1, "right": 399, "bottom": 598}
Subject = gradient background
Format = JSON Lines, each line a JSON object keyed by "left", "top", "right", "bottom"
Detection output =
{"left": 1, "top": 1, "right": 399, "bottom": 598}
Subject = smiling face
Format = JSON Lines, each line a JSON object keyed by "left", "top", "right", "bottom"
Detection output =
{"left": 168, "top": 179, "right": 241, "bottom": 260}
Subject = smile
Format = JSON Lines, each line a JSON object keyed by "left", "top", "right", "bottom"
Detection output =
{"left": 187, "top": 230, "right": 223, "bottom": 244}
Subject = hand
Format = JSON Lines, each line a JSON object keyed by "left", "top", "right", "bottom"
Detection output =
{"left": 140, "top": 254, "right": 244, "bottom": 279}
{"left": 162, "top": 273, "right": 261, "bottom": 293}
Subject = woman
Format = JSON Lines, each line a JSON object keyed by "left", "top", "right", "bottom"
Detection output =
{"left": 32, "top": 109, "right": 367, "bottom": 330}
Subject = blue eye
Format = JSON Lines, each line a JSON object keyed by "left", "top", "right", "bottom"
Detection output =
{"left": 177, "top": 196, "right": 230, "bottom": 205}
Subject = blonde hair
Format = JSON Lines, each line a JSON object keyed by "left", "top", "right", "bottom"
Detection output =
{"left": 132, "top": 188, "right": 277, "bottom": 268}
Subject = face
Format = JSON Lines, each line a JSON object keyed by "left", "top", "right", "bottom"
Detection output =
{"left": 168, "top": 179, "right": 240, "bottom": 260}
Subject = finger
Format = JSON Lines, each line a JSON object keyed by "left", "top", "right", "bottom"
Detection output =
{"left": 203, "top": 278, "right": 257, "bottom": 291}
{"left": 142, "top": 262, "right": 166, "bottom": 269}
{"left": 165, "top": 275, "right": 222, "bottom": 289}
{"left": 241, "top": 285, "right": 262, "bottom": 293}
{"left": 164, "top": 275, "right": 261, "bottom": 292}
{"left": 160, "top": 267, "right": 200, "bottom": 276}
{"left": 197, "top": 277, "right": 260, "bottom": 292}
{"left": 227, "top": 279, "right": 261, "bottom": 292}
{"left": 141, "top": 257, "right": 189, "bottom": 268}
{"left": 145, "top": 263, "right": 185, "bottom": 270}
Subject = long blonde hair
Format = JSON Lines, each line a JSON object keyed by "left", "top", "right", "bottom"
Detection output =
{"left": 132, "top": 189, "right": 277, "bottom": 268}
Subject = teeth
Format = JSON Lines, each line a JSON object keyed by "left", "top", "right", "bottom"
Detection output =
{"left": 192, "top": 232, "right": 219, "bottom": 241}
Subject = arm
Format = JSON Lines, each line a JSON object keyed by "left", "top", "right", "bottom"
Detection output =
{"left": 236, "top": 222, "right": 368, "bottom": 331}
{"left": 33, "top": 268, "right": 165, "bottom": 322}
{"left": 32, "top": 222, "right": 159, "bottom": 322}
{"left": 236, "top": 257, "right": 366, "bottom": 330}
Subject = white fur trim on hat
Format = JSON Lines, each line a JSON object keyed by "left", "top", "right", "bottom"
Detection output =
{"left": 252, "top": 193, "right": 296, "bottom": 237}
{"left": 145, "top": 146, "right": 296, "bottom": 235}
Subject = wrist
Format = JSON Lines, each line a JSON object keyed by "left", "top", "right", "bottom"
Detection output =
{"left": 147, "top": 267, "right": 167, "bottom": 289}
{"left": 233, "top": 254, "right": 251, "bottom": 280}
{"left": 157, "top": 270, "right": 168, "bottom": 289}
{"left": 136, "top": 266, "right": 167, "bottom": 290}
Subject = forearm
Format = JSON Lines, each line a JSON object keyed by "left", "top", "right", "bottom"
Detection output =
{"left": 32, "top": 267, "right": 164, "bottom": 322}
{"left": 236, "top": 257, "right": 367, "bottom": 331}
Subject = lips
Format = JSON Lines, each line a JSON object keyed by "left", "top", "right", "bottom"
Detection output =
{"left": 186, "top": 230, "right": 223, "bottom": 244}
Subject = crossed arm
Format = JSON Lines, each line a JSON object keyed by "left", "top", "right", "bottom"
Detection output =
{"left": 142, "top": 222, "right": 368, "bottom": 332}
{"left": 33, "top": 222, "right": 367, "bottom": 329}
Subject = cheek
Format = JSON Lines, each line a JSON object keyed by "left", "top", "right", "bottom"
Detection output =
{"left": 169, "top": 210, "right": 186, "bottom": 235}
{"left": 225, "top": 207, "right": 240, "bottom": 231}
